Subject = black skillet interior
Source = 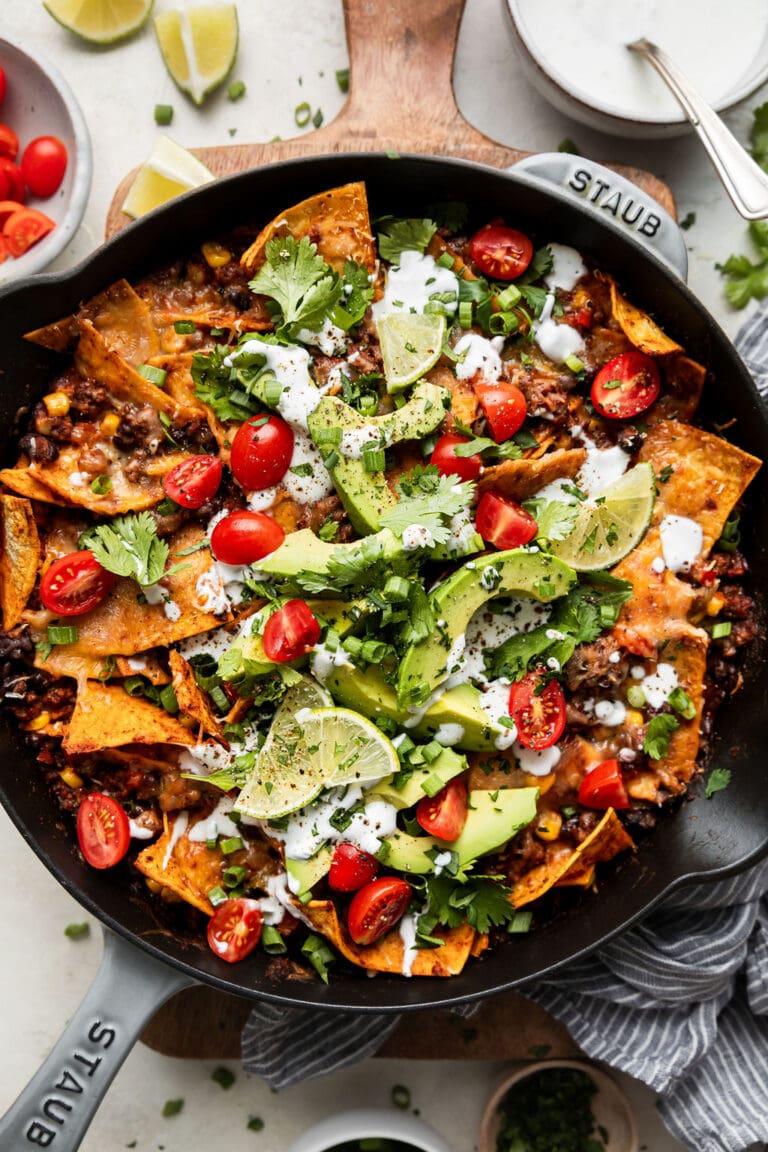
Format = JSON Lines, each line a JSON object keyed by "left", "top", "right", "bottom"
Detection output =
{"left": 1, "top": 153, "right": 767, "bottom": 1012}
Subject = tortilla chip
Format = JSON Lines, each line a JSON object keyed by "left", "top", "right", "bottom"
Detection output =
{"left": 240, "top": 182, "right": 376, "bottom": 275}
{"left": 63, "top": 680, "right": 194, "bottom": 754}
{"left": 301, "top": 900, "right": 476, "bottom": 977}
{"left": 152, "top": 306, "right": 272, "bottom": 336}
{"left": 34, "top": 647, "right": 170, "bottom": 685}
{"left": 169, "top": 651, "right": 225, "bottom": 741}
{"left": 135, "top": 814, "right": 224, "bottom": 916}
{"left": 478, "top": 448, "right": 587, "bottom": 500}
{"left": 652, "top": 355, "right": 706, "bottom": 424}
{"left": 74, "top": 320, "right": 195, "bottom": 421}
{"left": 645, "top": 624, "right": 708, "bottom": 797}
{"left": 609, "top": 281, "right": 682, "bottom": 355}
{"left": 26, "top": 280, "right": 159, "bottom": 366}
{"left": 29, "top": 447, "right": 191, "bottom": 515}
{"left": 0, "top": 495, "right": 40, "bottom": 629}
{"left": 150, "top": 352, "right": 231, "bottom": 459}
{"left": 0, "top": 466, "right": 67, "bottom": 504}
{"left": 512, "top": 809, "right": 634, "bottom": 908}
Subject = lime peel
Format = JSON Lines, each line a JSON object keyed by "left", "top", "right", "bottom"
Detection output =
{"left": 154, "top": 3, "right": 239, "bottom": 106}
{"left": 548, "top": 462, "right": 655, "bottom": 572}
{"left": 43, "top": 0, "right": 153, "bottom": 44}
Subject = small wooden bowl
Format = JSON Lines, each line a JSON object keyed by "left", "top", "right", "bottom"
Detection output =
{"left": 480, "top": 1060, "right": 638, "bottom": 1152}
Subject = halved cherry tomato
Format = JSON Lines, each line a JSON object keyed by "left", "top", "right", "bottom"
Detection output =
{"left": 40, "top": 550, "right": 116, "bottom": 616}
{"left": 416, "top": 775, "right": 468, "bottom": 842}
{"left": 0, "top": 200, "right": 22, "bottom": 226}
{"left": 508, "top": 671, "right": 566, "bottom": 750}
{"left": 3, "top": 207, "right": 55, "bottom": 258}
{"left": 0, "top": 158, "right": 24, "bottom": 203}
{"left": 475, "top": 491, "right": 538, "bottom": 550}
{"left": 430, "top": 432, "right": 482, "bottom": 481}
{"left": 578, "top": 758, "right": 630, "bottom": 810}
{"left": 0, "top": 236, "right": 7, "bottom": 265}
{"left": 230, "top": 413, "right": 294, "bottom": 490}
{"left": 469, "top": 223, "right": 533, "bottom": 281}
{"left": 207, "top": 898, "right": 264, "bottom": 963}
{"left": 21, "top": 135, "right": 68, "bottom": 199}
{"left": 591, "top": 351, "right": 660, "bottom": 420}
{"left": 163, "top": 454, "right": 222, "bottom": 509}
{"left": 0, "top": 67, "right": 6, "bottom": 107}
{"left": 262, "top": 598, "right": 320, "bottom": 663}
{"left": 211, "top": 509, "right": 285, "bottom": 565}
{"left": 474, "top": 382, "right": 527, "bottom": 441}
{"left": 76, "top": 793, "right": 130, "bottom": 869}
{"left": 328, "top": 843, "right": 379, "bottom": 892}
{"left": 0, "top": 168, "right": 8, "bottom": 201}
{"left": 347, "top": 877, "right": 412, "bottom": 946}
{"left": 0, "top": 124, "right": 19, "bottom": 161}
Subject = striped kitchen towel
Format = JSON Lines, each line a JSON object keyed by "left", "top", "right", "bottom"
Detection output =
{"left": 242, "top": 306, "right": 768, "bottom": 1152}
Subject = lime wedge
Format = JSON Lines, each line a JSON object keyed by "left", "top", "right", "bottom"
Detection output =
{"left": 43, "top": 0, "right": 153, "bottom": 44}
{"left": 303, "top": 708, "right": 400, "bottom": 788}
{"left": 377, "top": 312, "right": 446, "bottom": 393}
{"left": 121, "top": 135, "right": 214, "bottom": 219}
{"left": 154, "top": 3, "right": 239, "bottom": 105}
{"left": 548, "top": 463, "right": 655, "bottom": 572}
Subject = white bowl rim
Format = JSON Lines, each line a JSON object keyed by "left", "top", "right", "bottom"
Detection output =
{"left": 0, "top": 35, "right": 93, "bottom": 280}
{"left": 286, "top": 1107, "right": 453, "bottom": 1152}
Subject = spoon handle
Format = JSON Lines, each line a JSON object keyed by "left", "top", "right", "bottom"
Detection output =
{"left": 629, "top": 37, "right": 768, "bottom": 221}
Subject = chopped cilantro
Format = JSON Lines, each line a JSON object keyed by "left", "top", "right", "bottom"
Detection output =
{"left": 705, "top": 767, "right": 732, "bottom": 798}
{"left": 211, "top": 1065, "right": 236, "bottom": 1089}
{"left": 377, "top": 217, "right": 437, "bottom": 264}
{"left": 330, "top": 260, "right": 375, "bottom": 330}
{"left": 249, "top": 235, "right": 341, "bottom": 337}
{"left": 380, "top": 465, "right": 474, "bottom": 545}
{"left": 162, "top": 1099, "right": 184, "bottom": 1118}
{"left": 523, "top": 497, "right": 578, "bottom": 543}
{"left": 416, "top": 874, "right": 520, "bottom": 942}
{"left": 335, "top": 67, "right": 349, "bottom": 93}
{"left": 80, "top": 512, "right": 169, "bottom": 587}
{"left": 247, "top": 1116, "right": 265, "bottom": 1132}
{"left": 64, "top": 922, "right": 90, "bottom": 940}
{"left": 558, "top": 137, "right": 579, "bottom": 154}
{"left": 643, "top": 713, "right": 680, "bottom": 760}
{"left": 317, "top": 519, "right": 339, "bottom": 542}
{"left": 680, "top": 211, "right": 696, "bottom": 231}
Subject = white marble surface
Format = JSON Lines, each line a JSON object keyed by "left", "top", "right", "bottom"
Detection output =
{"left": 2, "top": 1, "right": 765, "bottom": 1148}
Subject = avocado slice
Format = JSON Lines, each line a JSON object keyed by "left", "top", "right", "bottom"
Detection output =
{"left": 257, "top": 527, "right": 402, "bottom": 579}
{"left": 371, "top": 747, "right": 467, "bottom": 810}
{"left": 397, "top": 549, "right": 576, "bottom": 708}
{"left": 382, "top": 787, "right": 539, "bottom": 875}
{"left": 286, "top": 848, "right": 333, "bottom": 898}
{"left": 307, "top": 381, "right": 449, "bottom": 535}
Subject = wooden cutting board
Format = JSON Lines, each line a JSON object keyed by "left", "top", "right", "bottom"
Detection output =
{"left": 118, "top": 0, "right": 671, "bottom": 1058}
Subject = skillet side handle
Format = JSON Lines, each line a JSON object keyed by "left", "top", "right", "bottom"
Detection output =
{"left": 0, "top": 929, "right": 194, "bottom": 1152}
{"left": 509, "top": 152, "right": 689, "bottom": 281}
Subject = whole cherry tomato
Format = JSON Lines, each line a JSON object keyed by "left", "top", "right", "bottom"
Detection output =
{"left": 328, "top": 843, "right": 379, "bottom": 892}
{"left": 475, "top": 491, "right": 538, "bottom": 550}
{"left": 347, "top": 877, "right": 412, "bottom": 946}
{"left": 76, "top": 794, "right": 130, "bottom": 869}
{"left": 0, "top": 67, "right": 6, "bottom": 107}
{"left": 40, "top": 550, "right": 116, "bottom": 616}
{"left": 230, "top": 413, "right": 293, "bottom": 490}
{"left": 475, "top": 382, "right": 527, "bottom": 441}
{"left": 508, "top": 671, "right": 566, "bottom": 750}
{"left": 430, "top": 432, "right": 482, "bottom": 482}
{"left": 591, "top": 351, "right": 660, "bottom": 419}
{"left": 262, "top": 599, "right": 320, "bottom": 663}
{"left": 163, "top": 454, "right": 222, "bottom": 509}
{"left": 211, "top": 510, "right": 285, "bottom": 565}
{"left": 207, "top": 898, "right": 264, "bottom": 963}
{"left": 578, "top": 758, "right": 630, "bottom": 810}
{"left": 416, "top": 775, "right": 468, "bottom": 842}
{"left": 469, "top": 223, "right": 533, "bottom": 281}
{"left": 3, "top": 207, "right": 54, "bottom": 258}
{"left": 0, "top": 158, "right": 24, "bottom": 203}
{"left": 0, "top": 124, "right": 19, "bottom": 161}
{"left": 21, "top": 135, "right": 68, "bottom": 199}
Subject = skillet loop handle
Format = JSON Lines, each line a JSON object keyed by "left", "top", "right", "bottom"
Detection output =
{"left": 0, "top": 930, "right": 194, "bottom": 1152}
{"left": 509, "top": 152, "right": 689, "bottom": 281}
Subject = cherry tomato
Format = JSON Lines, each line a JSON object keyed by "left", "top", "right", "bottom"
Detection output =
{"left": 0, "top": 236, "right": 7, "bottom": 265}
{"left": 575, "top": 306, "right": 593, "bottom": 329}
{"left": 469, "top": 223, "right": 533, "bottom": 281}
{"left": 230, "top": 414, "right": 293, "bottom": 490}
{"left": 262, "top": 598, "right": 320, "bottom": 663}
{"left": 508, "top": 671, "right": 566, "bottom": 750}
{"left": 163, "top": 454, "right": 222, "bottom": 509}
{"left": 347, "top": 877, "right": 412, "bottom": 946}
{"left": 0, "top": 200, "right": 22, "bottom": 226}
{"left": 416, "top": 775, "right": 468, "bottom": 842}
{"left": 0, "top": 67, "right": 6, "bottom": 107}
{"left": 328, "top": 843, "right": 379, "bottom": 892}
{"left": 0, "top": 168, "right": 8, "bottom": 201}
{"left": 474, "top": 382, "right": 527, "bottom": 441}
{"left": 76, "top": 793, "right": 130, "bottom": 870}
{"left": 591, "top": 351, "right": 660, "bottom": 420}
{"left": 475, "top": 491, "right": 538, "bottom": 550}
{"left": 430, "top": 432, "right": 482, "bottom": 482}
{"left": 0, "top": 158, "right": 24, "bottom": 203}
{"left": 3, "top": 207, "right": 54, "bottom": 258}
{"left": 21, "top": 135, "right": 68, "bottom": 199}
{"left": 578, "top": 758, "right": 630, "bottom": 810}
{"left": 0, "top": 124, "right": 19, "bottom": 161}
{"left": 40, "top": 550, "right": 116, "bottom": 617}
{"left": 211, "top": 509, "right": 285, "bottom": 565}
{"left": 207, "top": 898, "right": 264, "bottom": 963}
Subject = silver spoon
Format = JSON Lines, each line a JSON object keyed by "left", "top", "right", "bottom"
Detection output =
{"left": 628, "top": 37, "right": 768, "bottom": 220}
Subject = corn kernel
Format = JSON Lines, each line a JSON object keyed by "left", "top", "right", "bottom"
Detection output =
{"left": 524, "top": 771, "right": 554, "bottom": 794}
{"left": 625, "top": 709, "right": 645, "bottom": 726}
{"left": 202, "top": 241, "right": 232, "bottom": 268}
{"left": 60, "top": 767, "right": 83, "bottom": 789}
{"left": 26, "top": 711, "right": 51, "bottom": 731}
{"left": 43, "top": 391, "right": 70, "bottom": 417}
{"left": 707, "top": 592, "right": 726, "bottom": 617}
{"left": 100, "top": 412, "right": 121, "bottom": 436}
{"left": 534, "top": 811, "right": 563, "bottom": 841}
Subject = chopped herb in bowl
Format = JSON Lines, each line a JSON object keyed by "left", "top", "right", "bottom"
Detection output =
{"left": 495, "top": 1067, "right": 606, "bottom": 1152}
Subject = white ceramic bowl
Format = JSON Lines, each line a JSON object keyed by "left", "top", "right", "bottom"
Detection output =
{"left": 0, "top": 36, "right": 92, "bottom": 283}
{"left": 479, "top": 1060, "right": 638, "bottom": 1152}
{"left": 287, "top": 1108, "right": 453, "bottom": 1152}
{"left": 505, "top": 0, "right": 768, "bottom": 140}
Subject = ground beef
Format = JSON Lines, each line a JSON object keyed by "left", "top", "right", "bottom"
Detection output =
{"left": 0, "top": 627, "right": 36, "bottom": 692}
{"left": 346, "top": 337, "right": 383, "bottom": 377}
{"left": 719, "top": 584, "right": 754, "bottom": 620}
{"left": 563, "top": 635, "right": 628, "bottom": 693}
{"left": 295, "top": 493, "right": 354, "bottom": 542}
{"left": 113, "top": 403, "right": 163, "bottom": 453}
{"left": 17, "top": 431, "right": 58, "bottom": 462}
{"left": 314, "top": 354, "right": 345, "bottom": 388}
{"left": 12, "top": 678, "right": 76, "bottom": 726}
{"left": 499, "top": 827, "right": 547, "bottom": 883}
{"left": 170, "top": 415, "right": 216, "bottom": 452}
{"left": 516, "top": 369, "right": 574, "bottom": 424}
{"left": 621, "top": 806, "right": 658, "bottom": 835}
{"left": 70, "top": 381, "right": 107, "bottom": 419}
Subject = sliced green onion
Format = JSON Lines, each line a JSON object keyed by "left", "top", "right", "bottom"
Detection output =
{"left": 358, "top": 394, "right": 377, "bottom": 417}
{"left": 712, "top": 621, "right": 732, "bottom": 639}
{"left": 223, "top": 864, "right": 247, "bottom": 888}
{"left": 626, "top": 685, "right": 646, "bottom": 709}
{"left": 421, "top": 772, "right": 446, "bottom": 798}
{"left": 669, "top": 686, "right": 696, "bottom": 720}
{"left": 436, "top": 251, "right": 455, "bottom": 270}
{"left": 406, "top": 745, "right": 425, "bottom": 766}
{"left": 301, "top": 934, "right": 336, "bottom": 984}
{"left": 174, "top": 320, "right": 196, "bottom": 334}
{"left": 392, "top": 393, "right": 407, "bottom": 409}
{"left": 154, "top": 104, "right": 173, "bottom": 126}
{"left": 383, "top": 575, "right": 410, "bottom": 603}
{"left": 323, "top": 449, "right": 340, "bottom": 470}
{"left": 564, "top": 354, "right": 585, "bottom": 375}
{"left": 206, "top": 836, "right": 218, "bottom": 851}
{"left": 90, "top": 474, "right": 112, "bottom": 495}
{"left": 343, "top": 635, "right": 363, "bottom": 657}
{"left": 362, "top": 447, "right": 386, "bottom": 472}
{"left": 207, "top": 885, "right": 229, "bottom": 907}
{"left": 227, "top": 80, "right": 246, "bottom": 101}
{"left": 220, "top": 836, "right": 244, "bottom": 855}
{"left": 313, "top": 425, "right": 342, "bottom": 447}
{"left": 159, "top": 685, "right": 179, "bottom": 714}
{"left": 508, "top": 910, "right": 533, "bottom": 934}
{"left": 263, "top": 377, "right": 283, "bottom": 406}
{"left": 421, "top": 741, "right": 443, "bottom": 764}
{"left": 261, "top": 925, "right": 287, "bottom": 954}
{"left": 209, "top": 684, "right": 229, "bottom": 713}
{"left": 423, "top": 300, "right": 448, "bottom": 316}
{"left": 391, "top": 1085, "right": 411, "bottom": 1110}
{"left": 361, "top": 639, "right": 388, "bottom": 663}
{"left": 64, "top": 922, "right": 90, "bottom": 939}
{"left": 312, "top": 107, "right": 324, "bottom": 129}
{"left": 294, "top": 101, "right": 311, "bottom": 127}
{"left": 457, "top": 300, "right": 473, "bottom": 329}
{"left": 496, "top": 284, "right": 522, "bottom": 309}
{"left": 488, "top": 311, "right": 519, "bottom": 336}
{"left": 48, "top": 624, "right": 78, "bottom": 645}
{"left": 335, "top": 67, "right": 349, "bottom": 93}
{"left": 123, "top": 676, "right": 146, "bottom": 697}
{"left": 136, "top": 364, "right": 167, "bottom": 387}
{"left": 395, "top": 733, "right": 415, "bottom": 759}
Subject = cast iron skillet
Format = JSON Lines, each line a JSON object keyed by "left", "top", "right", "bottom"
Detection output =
{"left": 2, "top": 152, "right": 768, "bottom": 1149}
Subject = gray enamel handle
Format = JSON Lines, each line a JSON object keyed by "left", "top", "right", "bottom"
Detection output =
{"left": 509, "top": 152, "right": 689, "bottom": 281}
{"left": 0, "top": 930, "right": 194, "bottom": 1151}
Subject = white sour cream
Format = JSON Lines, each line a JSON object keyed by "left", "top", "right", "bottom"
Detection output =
{"left": 178, "top": 626, "right": 233, "bottom": 662}
{"left": 399, "top": 913, "right": 420, "bottom": 978}
{"left": 372, "top": 250, "right": 459, "bottom": 321}
{"left": 514, "top": 742, "right": 561, "bottom": 776}
{"left": 433, "top": 723, "right": 465, "bottom": 746}
{"left": 282, "top": 431, "right": 335, "bottom": 503}
{"left": 187, "top": 796, "right": 241, "bottom": 844}
{"left": 310, "top": 642, "right": 353, "bottom": 683}
{"left": 454, "top": 333, "right": 505, "bottom": 382}
{"left": 544, "top": 244, "right": 587, "bottom": 292}
{"left": 271, "top": 785, "right": 398, "bottom": 861}
{"left": 402, "top": 524, "right": 435, "bottom": 551}
{"left": 296, "top": 317, "right": 348, "bottom": 356}
{"left": 226, "top": 339, "right": 322, "bottom": 434}
{"left": 659, "top": 515, "right": 703, "bottom": 573}
{"left": 128, "top": 819, "right": 156, "bottom": 841}
{"left": 480, "top": 680, "right": 518, "bottom": 750}
{"left": 594, "top": 699, "right": 627, "bottom": 727}
{"left": 248, "top": 486, "right": 280, "bottom": 512}
{"left": 640, "top": 662, "right": 679, "bottom": 710}
{"left": 162, "top": 811, "right": 189, "bottom": 870}
{"left": 532, "top": 292, "right": 584, "bottom": 365}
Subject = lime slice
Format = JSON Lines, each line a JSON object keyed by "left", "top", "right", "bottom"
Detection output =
{"left": 154, "top": 3, "right": 239, "bottom": 105}
{"left": 303, "top": 708, "right": 400, "bottom": 788}
{"left": 548, "top": 463, "right": 655, "bottom": 572}
{"left": 121, "top": 134, "right": 214, "bottom": 219}
{"left": 377, "top": 312, "right": 446, "bottom": 393}
{"left": 43, "top": 0, "right": 153, "bottom": 44}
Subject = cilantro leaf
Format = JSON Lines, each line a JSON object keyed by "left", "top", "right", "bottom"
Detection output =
{"left": 377, "top": 218, "right": 437, "bottom": 264}
{"left": 705, "top": 766, "right": 732, "bottom": 798}
{"left": 292, "top": 535, "right": 407, "bottom": 596}
{"left": 416, "top": 874, "right": 518, "bottom": 942}
{"left": 330, "top": 260, "right": 375, "bottom": 330}
{"left": 523, "top": 497, "right": 579, "bottom": 542}
{"left": 380, "top": 466, "right": 475, "bottom": 545}
{"left": 719, "top": 250, "right": 768, "bottom": 310}
{"left": 81, "top": 512, "right": 169, "bottom": 587}
{"left": 249, "top": 235, "right": 341, "bottom": 336}
{"left": 643, "top": 713, "right": 680, "bottom": 760}
{"left": 751, "top": 100, "right": 768, "bottom": 170}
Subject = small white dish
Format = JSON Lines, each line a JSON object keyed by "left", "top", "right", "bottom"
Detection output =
{"left": 479, "top": 1060, "right": 638, "bottom": 1152}
{"left": 0, "top": 36, "right": 92, "bottom": 283}
{"left": 287, "top": 1107, "right": 453, "bottom": 1152}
